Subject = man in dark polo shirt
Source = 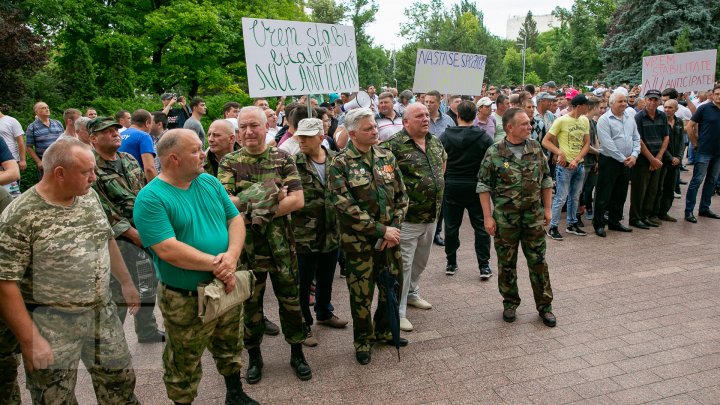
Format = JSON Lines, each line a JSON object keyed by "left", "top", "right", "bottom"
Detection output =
{"left": 684, "top": 84, "right": 720, "bottom": 222}
{"left": 629, "top": 90, "right": 669, "bottom": 229}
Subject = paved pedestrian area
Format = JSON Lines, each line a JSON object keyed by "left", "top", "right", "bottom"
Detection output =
{"left": 17, "top": 171, "right": 720, "bottom": 404}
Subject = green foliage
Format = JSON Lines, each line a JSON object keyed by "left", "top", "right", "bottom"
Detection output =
{"left": 602, "top": 0, "right": 720, "bottom": 84}
{"left": 517, "top": 11, "right": 539, "bottom": 51}
{"left": 673, "top": 27, "right": 692, "bottom": 53}
{"left": 525, "top": 71, "right": 542, "bottom": 85}
{"left": 308, "top": 0, "right": 347, "bottom": 24}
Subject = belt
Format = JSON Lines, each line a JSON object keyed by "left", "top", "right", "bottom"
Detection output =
{"left": 161, "top": 283, "right": 198, "bottom": 297}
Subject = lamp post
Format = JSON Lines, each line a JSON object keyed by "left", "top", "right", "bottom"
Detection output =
{"left": 567, "top": 75, "right": 574, "bottom": 88}
{"left": 517, "top": 35, "right": 527, "bottom": 87}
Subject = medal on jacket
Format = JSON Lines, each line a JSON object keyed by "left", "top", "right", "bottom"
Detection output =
{"left": 503, "top": 162, "right": 510, "bottom": 169}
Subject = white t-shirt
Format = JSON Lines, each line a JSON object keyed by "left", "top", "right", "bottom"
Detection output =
{"left": 0, "top": 115, "right": 23, "bottom": 160}
{"left": 278, "top": 136, "right": 300, "bottom": 155}
{"left": 266, "top": 128, "right": 278, "bottom": 144}
{"left": 657, "top": 103, "right": 692, "bottom": 120}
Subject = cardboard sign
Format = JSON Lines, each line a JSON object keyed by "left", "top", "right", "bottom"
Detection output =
{"left": 412, "top": 49, "right": 487, "bottom": 95}
{"left": 242, "top": 18, "right": 359, "bottom": 97}
{"left": 641, "top": 49, "right": 717, "bottom": 94}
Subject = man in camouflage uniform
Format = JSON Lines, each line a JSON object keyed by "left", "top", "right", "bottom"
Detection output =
{"left": 328, "top": 108, "right": 409, "bottom": 365}
{"left": 204, "top": 118, "right": 281, "bottom": 337}
{"left": 88, "top": 116, "right": 165, "bottom": 343}
{"left": 477, "top": 108, "right": 557, "bottom": 327}
{"left": 292, "top": 118, "right": 348, "bottom": 348}
{"left": 134, "top": 129, "right": 256, "bottom": 405}
{"left": 380, "top": 103, "right": 445, "bottom": 332}
{"left": 217, "top": 106, "right": 312, "bottom": 383}
{"left": 0, "top": 138, "right": 140, "bottom": 404}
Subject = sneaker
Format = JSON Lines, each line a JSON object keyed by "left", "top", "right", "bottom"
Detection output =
{"left": 480, "top": 265, "right": 492, "bottom": 280}
{"left": 575, "top": 216, "right": 585, "bottom": 228}
{"left": 445, "top": 264, "right": 458, "bottom": 275}
{"left": 585, "top": 208, "right": 594, "bottom": 220}
{"left": 302, "top": 327, "right": 318, "bottom": 347}
{"left": 407, "top": 296, "right": 432, "bottom": 310}
{"left": 566, "top": 224, "right": 587, "bottom": 236}
{"left": 399, "top": 317, "right": 413, "bottom": 332}
{"left": 546, "top": 226, "right": 563, "bottom": 240}
{"left": 316, "top": 315, "right": 348, "bottom": 328}
{"left": 674, "top": 192, "right": 681, "bottom": 199}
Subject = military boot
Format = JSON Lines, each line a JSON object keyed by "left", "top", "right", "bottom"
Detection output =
{"left": 246, "top": 347, "right": 263, "bottom": 384}
{"left": 224, "top": 372, "right": 259, "bottom": 405}
{"left": 289, "top": 344, "right": 312, "bottom": 381}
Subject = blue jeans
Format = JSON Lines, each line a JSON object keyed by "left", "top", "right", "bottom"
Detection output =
{"left": 550, "top": 165, "right": 585, "bottom": 228}
{"left": 685, "top": 153, "right": 720, "bottom": 215}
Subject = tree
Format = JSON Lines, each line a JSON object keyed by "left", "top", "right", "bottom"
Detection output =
{"left": 0, "top": 6, "right": 48, "bottom": 111}
{"left": 673, "top": 27, "right": 691, "bottom": 53}
{"left": 553, "top": 0, "right": 602, "bottom": 83}
{"left": 308, "top": 0, "right": 347, "bottom": 24}
{"left": 602, "top": 0, "right": 720, "bottom": 84}
{"left": 517, "top": 11, "right": 538, "bottom": 51}
{"left": 346, "top": 0, "right": 390, "bottom": 88}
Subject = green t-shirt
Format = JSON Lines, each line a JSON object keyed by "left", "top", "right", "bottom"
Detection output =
{"left": 134, "top": 173, "right": 239, "bottom": 291}
{"left": 548, "top": 114, "right": 589, "bottom": 162}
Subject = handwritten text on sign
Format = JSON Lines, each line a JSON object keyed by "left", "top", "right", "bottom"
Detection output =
{"left": 641, "top": 49, "right": 716, "bottom": 95}
{"left": 412, "top": 49, "right": 487, "bottom": 96}
{"left": 242, "top": 18, "right": 358, "bottom": 97}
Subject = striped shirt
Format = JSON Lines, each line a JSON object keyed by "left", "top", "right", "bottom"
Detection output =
{"left": 26, "top": 118, "right": 64, "bottom": 157}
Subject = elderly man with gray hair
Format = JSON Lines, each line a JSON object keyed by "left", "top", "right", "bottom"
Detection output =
{"left": 592, "top": 90, "right": 641, "bottom": 237}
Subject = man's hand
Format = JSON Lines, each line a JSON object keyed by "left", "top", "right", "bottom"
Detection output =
{"left": 18, "top": 160, "right": 27, "bottom": 171}
{"left": 21, "top": 335, "right": 54, "bottom": 372}
{"left": 213, "top": 252, "right": 237, "bottom": 285}
{"left": 123, "top": 227, "right": 143, "bottom": 247}
{"left": 121, "top": 282, "right": 140, "bottom": 316}
{"left": 650, "top": 158, "right": 663, "bottom": 171}
{"left": 383, "top": 226, "right": 400, "bottom": 245}
{"left": 671, "top": 157, "right": 680, "bottom": 166}
{"left": 568, "top": 159, "right": 578, "bottom": 170}
{"left": 35, "top": 162, "right": 43, "bottom": 172}
{"left": 555, "top": 153, "right": 567, "bottom": 167}
{"left": 484, "top": 216, "right": 496, "bottom": 237}
{"left": 623, "top": 156, "right": 637, "bottom": 168}
{"left": 544, "top": 209, "right": 552, "bottom": 227}
{"left": 277, "top": 185, "right": 288, "bottom": 202}
{"left": 223, "top": 275, "right": 237, "bottom": 294}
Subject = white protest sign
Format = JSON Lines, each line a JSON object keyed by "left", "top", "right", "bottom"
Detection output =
{"left": 412, "top": 49, "right": 487, "bottom": 95}
{"left": 641, "top": 49, "right": 717, "bottom": 95}
{"left": 242, "top": 18, "right": 358, "bottom": 97}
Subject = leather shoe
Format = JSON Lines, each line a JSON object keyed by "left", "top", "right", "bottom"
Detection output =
{"left": 381, "top": 337, "right": 408, "bottom": 347}
{"left": 138, "top": 330, "right": 165, "bottom": 343}
{"left": 685, "top": 214, "right": 697, "bottom": 223}
{"left": 643, "top": 217, "right": 660, "bottom": 227}
{"left": 355, "top": 351, "right": 371, "bottom": 365}
{"left": 246, "top": 348, "right": 263, "bottom": 384}
{"left": 540, "top": 311, "right": 557, "bottom": 327}
{"left": 594, "top": 227, "right": 606, "bottom": 237}
{"left": 658, "top": 214, "right": 677, "bottom": 222}
{"left": 629, "top": 219, "right": 650, "bottom": 230}
{"left": 608, "top": 222, "right": 632, "bottom": 232}
{"left": 263, "top": 316, "right": 280, "bottom": 336}
{"left": 502, "top": 307, "right": 516, "bottom": 323}
{"left": 290, "top": 346, "right": 312, "bottom": 381}
{"left": 699, "top": 210, "right": 720, "bottom": 219}
{"left": 433, "top": 234, "right": 445, "bottom": 246}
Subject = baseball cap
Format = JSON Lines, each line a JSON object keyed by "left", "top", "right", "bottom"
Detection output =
{"left": 328, "top": 93, "right": 340, "bottom": 103}
{"left": 543, "top": 81, "right": 557, "bottom": 88}
{"left": 644, "top": 89, "right": 662, "bottom": 99}
{"left": 295, "top": 118, "right": 324, "bottom": 136}
{"left": 570, "top": 94, "right": 589, "bottom": 106}
{"left": 537, "top": 92, "right": 556, "bottom": 101}
{"left": 565, "top": 88, "right": 580, "bottom": 100}
{"left": 87, "top": 117, "right": 122, "bottom": 133}
{"left": 476, "top": 97, "right": 493, "bottom": 107}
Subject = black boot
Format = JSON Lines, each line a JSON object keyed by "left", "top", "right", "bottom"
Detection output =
{"left": 224, "top": 373, "right": 259, "bottom": 405}
{"left": 246, "top": 347, "right": 263, "bottom": 385}
{"left": 290, "top": 344, "right": 312, "bottom": 381}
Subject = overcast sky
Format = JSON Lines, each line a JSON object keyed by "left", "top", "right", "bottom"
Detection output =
{"left": 366, "top": 0, "right": 575, "bottom": 50}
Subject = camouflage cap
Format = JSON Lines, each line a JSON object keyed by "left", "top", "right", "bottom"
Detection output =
{"left": 87, "top": 117, "right": 123, "bottom": 133}
{"left": 295, "top": 118, "right": 324, "bottom": 136}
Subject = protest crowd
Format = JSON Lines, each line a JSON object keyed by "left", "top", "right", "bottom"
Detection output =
{"left": 1, "top": 69, "right": 720, "bottom": 405}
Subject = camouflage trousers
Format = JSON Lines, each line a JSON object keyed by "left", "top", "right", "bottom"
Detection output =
{"left": 345, "top": 247, "right": 402, "bottom": 352}
{"left": 157, "top": 284, "right": 243, "bottom": 404}
{"left": 0, "top": 319, "right": 20, "bottom": 405}
{"left": 494, "top": 210, "right": 554, "bottom": 313}
{"left": 243, "top": 263, "right": 305, "bottom": 349}
{"left": 25, "top": 302, "right": 139, "bottom": 405}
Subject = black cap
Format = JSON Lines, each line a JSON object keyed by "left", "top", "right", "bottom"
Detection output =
{"left": 645, "top": 89, "right": 662, "bottom": 99}
{"left": 570, "top": 94, "right": 589, "bottom": 107}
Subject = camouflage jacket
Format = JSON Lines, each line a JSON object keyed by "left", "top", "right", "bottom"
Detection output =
{"left": 217, "top": 146, "right": 302, "bottom": 270}
{"left": 381, "top": 129, "right": 446, "bottom": 223}
{"left": 476, "top": 138, "right": 552, "bottom": 214}
{"left": 292, "top": 147, "right": 340, "bottom": 254}
{"left": 0, "top": 187, "right": 114, "bottom": 312}
{"left": 328, "top": 142, "right": 408, "bottom": 253}
{"left": 92, "top": 151, "right": 145, "bottom": 237}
